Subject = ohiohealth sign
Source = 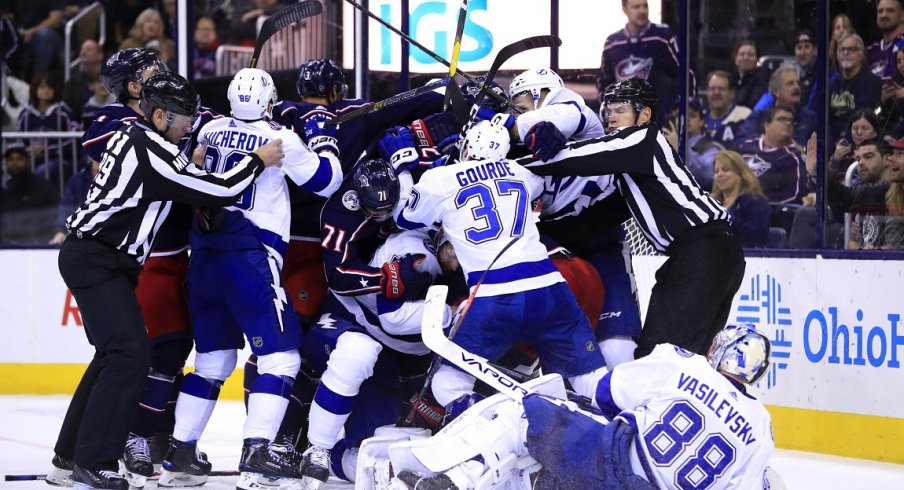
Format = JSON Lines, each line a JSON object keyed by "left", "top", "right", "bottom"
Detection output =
{"left": 341, "top": 0, "right": 663, "bottom": 72}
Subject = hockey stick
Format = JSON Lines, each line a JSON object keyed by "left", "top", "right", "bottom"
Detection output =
{"left": 4, "top": 470, "right": 242, "bottom": 482}
{"left": 402, "top": 235, "right": 523, "bottom": 425}
{"left": 473, "top": 35, "right": 561, "bottom": 105}
{"left": 421, "top": 285, "right": 534, "bottom": 401}
{"left": 249, "top": 0, "right": 324, "bottom": 68}
{"left": 325, "top": 77, "right": 451, "bottom": 127}
{"left": 443, "top": 0, "right": 469, "bottom": 111}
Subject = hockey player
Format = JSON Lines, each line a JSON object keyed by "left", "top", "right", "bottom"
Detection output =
{"left": 159, "top": 68, "right": 341, "bottom": 487}
{"left": 299, "top": 226, "right": 449, "bottom": 486}
{"left": 391, "top": 323, "right": 775, "bottom": 490}
{"left": 517, "top": 78, "right": 745, "bottom": 360}
{"left": 392, "top": 120, "right": 607, "bottom": 413}
{"left": 53, "top": 71, "right": 282, "bottom": 490}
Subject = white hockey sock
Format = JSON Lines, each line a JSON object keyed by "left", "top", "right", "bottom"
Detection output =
{"left": 172, "top": 374, "right": 222, "bottom": 442}
{"left": 431, "top": 365, "right": 476, "bottom": 407}
{"left": 244, "top": 391, "right": 290, "bottom": 441}
{"left": 569, "top": 366, "right": 608, "bottom": 403}
{"left": 599, "top": 337, "right": 637, "bottom": 369}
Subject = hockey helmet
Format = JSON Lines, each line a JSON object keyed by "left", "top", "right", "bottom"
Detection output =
{"left": 707, "top": 323, "right": 771, "bottom": 384}
{"left": 228, "top": 68, "right": 277, "bottom": 121}
{"left": 602, "top": 78, "right": 658, "bottom": 122}
{"left": 139, "top": 72, "right": 200, "bottom": 118}
{"left": 353, "top": 158, "right": 400, "bottom": 216}
{"left": 461, "top": 120, "right": 511, "bottom": 162}
{"left": 296, "top": 58, "right": 347, "bottom": 100}
{"left": 460, "top": 76, "right": 508, "bottom": 113}
{"left": 508, "top": 68, "right": 564, "bottom": 109}
{"left": 101, "top": 48, "right": 167, "bottom": 101}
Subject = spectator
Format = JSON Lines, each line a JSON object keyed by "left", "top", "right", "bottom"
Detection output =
{"left": 79, "top": 74, "right": 114, "bottom": 128}
{"left": 794, "top": 30, "right": 818, "bottom": 107}
{"left": 733, "top": 39, "right": 770, "bottom": 109}
{"left": 736, "top": 105, "right": 811, "bottom": 206}
{"left": 829, "top": 33, "right": 882, "bottom": 141}
{"left": 710, "top": 150, "right": 771, "bottom": 248}
{"left": 704, "top": 70, "right": 752, "bottom": 148}
{"left": 595, "top": 0, "right": 680, "bottom": 127}
{"left": 119, "top": 9, "right": 175, "bottom": 65}
{"left": 7, "top": 0, "right": 64, "bottom": 78}
{"left": 882, "top": 146, "right": 904, "bottom": 248}
{"left": 738, "top": 66, "right": 816, "bottom": 146}
{"left": 1, "top": 145, "right": 58, "bottom": 243}
{"left": 840, "top": 139, "right": 893, "bottom": 249}
{"left": 828, "top": 109, "right": 882, "bottom": 187}
{"left": 49, "top": 158, "right": 99, "bottom": 245}
{"left": 878, "top": 48, "right": 904, "bottom": 140}
{"left": 664, "top": 98, "right": 722, "bottom": 189}
{"left": 16, "top": 73, "right": 76, "bottom": 184}
{"left": 866, "top": 0, "right": 904, "bottom": 77}
{"left": 226, "top": 0, "right": 284, "bottom": 47}
{"left": 831, "top": 14, "right": 855, "bottom": 73}
{"left": 192, "top": 16, "right": 218, "bottom": 79}
{"left": 62, "top": 39, "right": 105, "bottom": 118}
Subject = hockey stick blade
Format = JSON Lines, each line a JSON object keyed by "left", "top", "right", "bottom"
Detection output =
{"left": 250, "top": 0, "right": 324, "bottom": 68}
{"left": 4, "top": 470, "right": 241, "bottom": 481}
{"left": 421, "top": 285, "right": 533, "bottom": 401}
{"left": 326, "top": 78, "right": 450, "bottom": 127}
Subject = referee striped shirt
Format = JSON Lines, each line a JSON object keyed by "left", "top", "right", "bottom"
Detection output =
{"left": 518, "top": 125, "right": 729, "bottom": 254}
{"left": 67, "top": 120, "right": 265, "bottom": 264}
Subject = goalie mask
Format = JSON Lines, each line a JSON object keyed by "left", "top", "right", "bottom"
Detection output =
{"left": 461, "top": 120, "right": 511, "bottom": 162}
{"left": 508, "top": 68, "right": 564, "bottom": 110}
{"left": 228, "top": 68, "right": 277, "bottom": 121}
{"left": 707, "top": 323, "right": 771, "bottom": 384}
{"left": 353, "top": 158, "right": 400, "bottom": 217}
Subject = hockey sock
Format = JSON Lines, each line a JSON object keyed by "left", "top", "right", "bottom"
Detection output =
{"left": 242, "top": 355, "right": 258, "bottom": 410}
{"left": 172, "top": 373, "right": 222, "bottom": 442}
{"left": 131, "top": 368, "right": 176, "bottom": 438}
{"left": 244, "top": 373, "right": 293, "bottom": 441}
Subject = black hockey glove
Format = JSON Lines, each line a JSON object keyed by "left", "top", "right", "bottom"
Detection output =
{"left": 525, "top": 121, "right": 567, "bottom": 161}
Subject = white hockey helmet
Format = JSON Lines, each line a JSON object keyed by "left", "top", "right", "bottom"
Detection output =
{"left": 508, "top": 68, "right": 564, "bottom": 109}
{"left": 707, "top": 323, "right": 771, "bottom": 384}
{"left": 227, "top": 68, "right": 278, "bottom": 121}
{"left": 462, "top": 120, "right": 511, "bottom": 161}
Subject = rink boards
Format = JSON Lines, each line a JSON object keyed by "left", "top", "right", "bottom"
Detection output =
{"left": 1, "top": 249, "right": 903, "bottom": 464}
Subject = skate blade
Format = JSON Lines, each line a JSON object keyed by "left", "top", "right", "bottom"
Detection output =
{"left": 157, "top": 470, "right": 208, "bottom": 488}
{"left": 236, "top": 472, "right": 307, "bottom": 490}
{"left": 45, "top": 467, "right": 74, "bottom": 487}
{"left": 118, "top": 460, "right": 148, "bottom": 488}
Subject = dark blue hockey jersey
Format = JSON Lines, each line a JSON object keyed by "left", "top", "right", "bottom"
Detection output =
{"left": 735, "top": 138, "right": 811, "bottom": 205}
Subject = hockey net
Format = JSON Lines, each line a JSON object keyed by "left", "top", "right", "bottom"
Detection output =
{"left": 622, "top": 219, "right": 661, "bottom": 256}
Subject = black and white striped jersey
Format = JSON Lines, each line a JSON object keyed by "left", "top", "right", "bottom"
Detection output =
{"left": 67, "top": 120, "right": 265, "bottom": 263}
{"left": 518, "top": 125, "right": 729, "bottom": 254}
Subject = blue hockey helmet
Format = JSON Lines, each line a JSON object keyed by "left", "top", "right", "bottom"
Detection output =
{"left": 353, "top": 158, "right": 400, "bottom": 217}
{"left": 101, "top": 48, "right": 167, "bottom": 101}
{"left": 460, "top": 76, "right": 508, "bottom": 113}
{"left": 707, "top": 323, "right": 771, "bottom": 384}
{"left": 296, "top": 58, "right": 347, "bottom": 100}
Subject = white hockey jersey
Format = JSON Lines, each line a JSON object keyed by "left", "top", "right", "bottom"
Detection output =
{"left": 600, "top": 344, "right": 774, "bottom": 489}
{"left": 395, "top": 158, "right": 563, "bottom": 297}
{"left": 197, "top": 118, "right": 342, "bottom": 242}
{"left": 331, "top": 228, "right": 449, "bottom": 355}
{"left": 514, "top": 86, "right": 605, "bottom": 142}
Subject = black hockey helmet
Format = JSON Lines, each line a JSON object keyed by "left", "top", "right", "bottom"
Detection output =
{"left": 139, "top": 72, "right": 200, "bottom": 118}
{"left": 101, "top": 48, "right": 167, "bottom": 101}
{"left": 353, "top": 158, "right": 400, "bottom": 216}
{"left": 296, "top": 58, "right": 347, "bottom": 100}
{"left": 460, "top": 76, "right": 508, "bottom": 113}
{"left": 603, "top": 78, "right": 658, "bottom": 121}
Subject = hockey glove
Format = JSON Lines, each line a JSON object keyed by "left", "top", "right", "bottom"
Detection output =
{"left": 197, "top": 206, "right": 224, "bottom": 234}
{"left": 400, "top": 389, "right": 447, "bottom": 434}
{"left": 378, "top": 126, "right": 419, "bottom": 173}
{"left": 379, "top": 253, "right": 432, "bottom": 301}
{"left": 470, "top": 104, "right": 515, "bottom": 129}
{"left": 410, "top": 112, "right": 461, "bottom": 154}
{"left": 525, "top": 121, "right": 567, "bottom": 161}
{"left": 304, "top": 111, "right": 339, "bottom": 155}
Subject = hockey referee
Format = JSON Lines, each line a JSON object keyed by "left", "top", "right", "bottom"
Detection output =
{"left": 518, "top": 78, "right": 745, "bottom": 360}
{"left": 54, "top": 72, "right": 284, "bottom": 489}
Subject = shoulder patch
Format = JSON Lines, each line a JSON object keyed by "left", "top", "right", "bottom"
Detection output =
{"left": 423, "top": 237, "right": 437, "bottom": 255}
{"left": 673, "top": 345, "right": 694, "bottom": 358}
{"left": 342, "top": 190, "right": 360, "bottom": 211}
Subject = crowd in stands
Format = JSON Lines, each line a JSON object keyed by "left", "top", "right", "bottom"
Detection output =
{"left": 2, "top": 1, "right": 904, "bottom": 251}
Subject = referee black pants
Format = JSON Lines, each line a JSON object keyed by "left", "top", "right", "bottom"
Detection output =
{"left": 54, "top": 236, "right": 150, "bottom": 471}
{"left": 636, "top": 224, "right": 746, "bottom": 358}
